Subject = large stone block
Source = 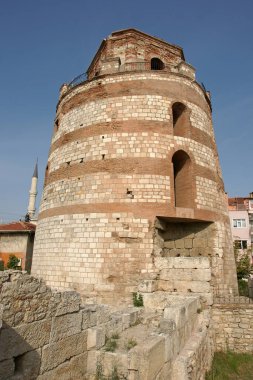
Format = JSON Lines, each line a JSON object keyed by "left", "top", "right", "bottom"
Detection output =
{"left": 87, "top": 327, "right": 105, "bottom": 350}
{"left": 0, "top": 358, "right": 15, "bottom": 379}
{"left": 138, "top": 280, "right": 157, "bottom": 293}
{"left": 154, "top": 257, "right": 210, "bottom": 270}
{"left": 37, "top": 352, "right": 87, "bottom": 380}
{"left": 40, "top": 330, "right": 87, "bottom": 373}
{"left": 14, "top": 349, "right": 41, "bottom": 380}
{"left": 50, "top": 311, "right": 82, "bottom": 343}
{"left": 0, "top": 320, "right": 51, "bottom": 361}
{"left": 160, "top": 268, "right": 211, "bottom": 282}
{"left": 129, "top": 335, "right": 165, "bottom": 380}
{"left": 55, "top": 291, "right": 81, "bottom": 316}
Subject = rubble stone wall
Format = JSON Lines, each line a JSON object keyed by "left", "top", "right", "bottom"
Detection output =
{"left": 212, "top": 298, "right": 253, "bottom": 353}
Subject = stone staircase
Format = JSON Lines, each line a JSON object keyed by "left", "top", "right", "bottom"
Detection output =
{"left": 85, "top": 292, "right": 212, "bottom": 379}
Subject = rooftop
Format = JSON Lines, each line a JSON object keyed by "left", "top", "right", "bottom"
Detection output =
{"left": 0, "top": 221, "right": 36, "bottom": 232}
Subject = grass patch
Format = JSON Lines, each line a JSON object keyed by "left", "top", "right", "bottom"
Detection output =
{"left": 206, "top": 351, "right": 253, "bottom": 380}
{"left": 125, "top": 338, "right": 137, "bottom": 351}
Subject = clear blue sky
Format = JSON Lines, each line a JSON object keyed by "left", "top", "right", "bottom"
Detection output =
{"left": 0, "top": 0, "right": 252, "bottom": 222}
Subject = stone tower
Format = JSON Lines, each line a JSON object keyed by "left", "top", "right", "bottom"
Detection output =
{"left": 32, "top": 29, "right": 238, "bottom": 303}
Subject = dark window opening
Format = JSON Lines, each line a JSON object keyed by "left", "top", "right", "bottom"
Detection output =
{"left": 55, "top": 118, "right": 59, "bottom": 132}
{"left": 151, "top": 58, "right": 164, "bottom": 70}
{"left": 172, "top": 102, "right": 188, "bottom": 137}
{"left": 172, "top": 150, "right": 193, "bottom": 208}
{"left": 234, "top": 240, "right": 248, "bottom": 249}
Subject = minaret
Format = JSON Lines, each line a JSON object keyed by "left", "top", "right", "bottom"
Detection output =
{"left": 27, "top": 161, "right": 38, "bottom": 220}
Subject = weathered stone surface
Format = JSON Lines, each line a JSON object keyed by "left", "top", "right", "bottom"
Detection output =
{"left": 138, "top": 280, "right": 157, "bottom": 293}
{"left": 129, "top": 335, "right": 165, "bottom": 379}
{"left": 0, "top": 319, "right": 51, "bottom": 361}
{"left": 50, "top": 311, "right": 82, "bottom": 343}
{"left": 15, "top": 349, "right": 41, "bottom": 380}
{"left": 55, "top": 291, "right": 81, "bottom": 316}
{"left": 0, "top": 358, "right": 15, "bottom": 379}
{"left": 159, "top": 268, "right": 211, "bottom": 282}
{"left": 0, "top": 304, "right": 3, "bottom": 329}
{"left": 40, "top": 330, "right": 87, "bottom": 373}
{"left": 87, "top": 327, "right": 105, "bottom": 350}
{"left": 0, "top": 272, "right": 53, "bottom": 326}
{"left": 37, "top": 352, "right": 87, "bottom": 380}
{"left": 155, "top": 257, "right": 210, "bottom": 270}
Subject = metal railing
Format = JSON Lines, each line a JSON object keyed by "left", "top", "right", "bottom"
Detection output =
{"left": 68, "top": 72, "right": 87, "bottom": 88}
{"left": 67, "top": 61, "right": 171, "bottom": 90}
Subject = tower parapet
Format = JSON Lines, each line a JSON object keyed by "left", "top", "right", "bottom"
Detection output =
{"left": 32, "top": 29, "right": 238, "bottom": 302}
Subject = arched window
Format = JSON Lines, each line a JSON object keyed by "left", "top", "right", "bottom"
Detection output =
{"left": 172, "top": 150, "right": 193, "bottom": 208}
{"left": 172, "top": 102, "right": 189, "bottom": 137}
{"left": 151, "top": 58, "right": 164, "bottom": 70}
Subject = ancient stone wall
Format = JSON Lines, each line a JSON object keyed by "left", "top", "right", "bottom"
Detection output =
{"left": 212, "top": 297, "right": 253, "bottom": 353}
{"left": 0, "top": 271, "right": 216, "bottom": 380}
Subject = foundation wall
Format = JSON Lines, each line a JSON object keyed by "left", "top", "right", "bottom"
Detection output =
{"left": 212, "top": 297, "right": 253, "bottom": 352}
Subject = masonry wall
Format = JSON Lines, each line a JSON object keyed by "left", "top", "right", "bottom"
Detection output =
{"left": 212, "top": 297, "right": 253, "bottom": 353}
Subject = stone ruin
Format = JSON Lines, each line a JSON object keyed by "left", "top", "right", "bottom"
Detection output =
{"left": 1, "top": 29, "right": 252, "bottom": 379}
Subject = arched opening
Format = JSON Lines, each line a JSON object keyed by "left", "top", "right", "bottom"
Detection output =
{"left": 172, "top": 150, "right": 193, "bottom": 208}
{"left": 151, "top": 58, "right": 164, "bottom": 70}
{"left": 172, "top": 102, "right": 189, "bottom": 137}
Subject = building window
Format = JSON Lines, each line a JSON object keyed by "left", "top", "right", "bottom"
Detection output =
{"left": 233, "top": 219, "right": 246, "bottom": 228}
{"left": 234, "top": 240, "right": 248, "bottom": 249}
{"left": 151, "top": 58, "right": 164, "bottom": 70}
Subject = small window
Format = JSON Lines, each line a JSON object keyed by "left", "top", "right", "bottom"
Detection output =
{"left": 151, "top": 58, "right": 164, "bottom": 70}
{"left": 234, "top": 240, "right": 247, "bottom": 249}
{"left": 233, "top": 219, "right": 246, "bottom": 228}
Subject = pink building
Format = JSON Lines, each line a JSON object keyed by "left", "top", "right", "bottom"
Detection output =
{"left": 228, "top": 195, "right": 253, "bottom": 262}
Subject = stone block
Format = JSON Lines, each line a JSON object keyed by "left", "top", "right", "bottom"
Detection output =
{"left": 40, "top": 330, "right": 87, "bottom": 373}
{"left": 55, "top": 291, "right": 81, "bottom": 316}
{"left": 175, "top": 239, "right": 185, "bottom": 249}
{"left": 50, "top": 311, "right": 82, "bottom": 343}
{"left": 37, "top": 352, "right": 87, "bottom": 380}
{"left": 100, "top": 352, "right": 128, "bottom": 378}
{"left": 159, "top": 318, "right": 176, "bottom": 334}
{"left": 0, "top": 320, "right": 51, "bottom": 361}
{"left": 0, "top": 358, "right": 15, "bottom": 379}
{"left": 184, "top": 239, "right": 193, "bottom": 249}
{"left": 86, "top": 350, "right": 100, "bottom": 374}
{"left": 163, "top": 240, "right": 175, "bottom": 249}
{"left": 155, "top": 257, "right": 210, "bottom": 270}
{"left": 87, "top": 327, "right": 105, "bottom": 350}
{"left": 129, "top": 336, "right": 165, "bottom": 380}
{"left": 14, "top": 349, "right": 41, "bottom": 380}
{"left": 96, "top": 304, "right": 111, "bottom": 325}
{"left": 0, "top": 304, "right": 3, "bottom": 329}
{"left": 138, "top": 280, "right": 157, "bottom": 293}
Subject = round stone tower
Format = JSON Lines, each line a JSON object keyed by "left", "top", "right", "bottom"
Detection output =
{"left": 32, "top": 29, "right": 238, "bottom": 303}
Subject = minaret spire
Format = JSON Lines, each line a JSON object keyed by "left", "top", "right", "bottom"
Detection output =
{"left": 27, "top": 160, "right": 38, "bottom": 220}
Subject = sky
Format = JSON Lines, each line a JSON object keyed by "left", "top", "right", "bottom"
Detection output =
{"left": 0, "top": 0, "right": 252, "bottom": 222}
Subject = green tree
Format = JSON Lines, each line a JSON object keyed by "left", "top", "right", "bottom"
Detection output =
{"left": 6, "top": 254, "right": 20, "bottom": 270}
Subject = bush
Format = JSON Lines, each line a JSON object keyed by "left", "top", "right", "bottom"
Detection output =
{"left": 0, "top": 260, "right": 4, "bottom": 271}
{"left": 238, "top": 279, "right": 249, "bottom": 297}
{"left": 132, "top": 292, "right": 143, "bottom": 307}
{"left": 234, "top": 248, "right": 252, "bottom": 279}
{"left": 6, "top": 254, "right": 20, "bottom": 270}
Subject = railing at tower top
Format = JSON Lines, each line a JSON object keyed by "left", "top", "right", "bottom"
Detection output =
{"left": 68, "top": 61, "right": 172, "bottom": 89}
{"left": 68, "top": 72, "right": 88, "bottom": 88}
